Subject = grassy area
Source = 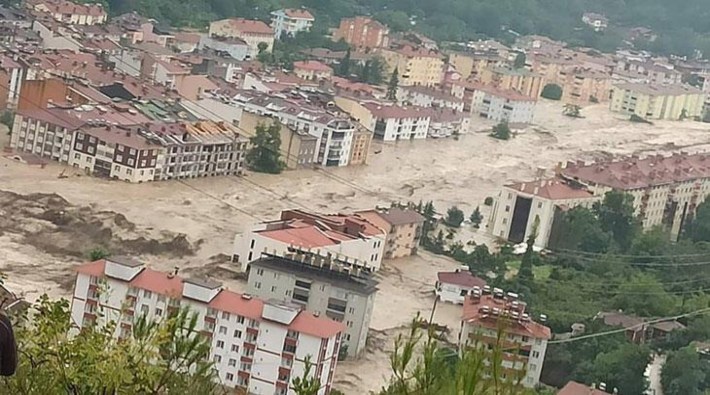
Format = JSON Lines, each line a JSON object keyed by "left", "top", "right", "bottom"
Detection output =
{"left": 505, "top": 261, "right": 553, "bottom": 280}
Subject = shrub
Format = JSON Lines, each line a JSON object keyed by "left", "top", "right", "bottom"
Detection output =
{"left": 541, "top": 84, "right": 563, "bottom": 100}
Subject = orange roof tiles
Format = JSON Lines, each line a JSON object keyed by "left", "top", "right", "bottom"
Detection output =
{"left": 363, "top": 102, "right": 431, "bottom": 119}
{"left": 437, "top": 271, "right": 487, "bottom": 288}
{"left": 129, "top": 268, "right": 184, "bottom": 298}
{"left": 208, "top": 290, "right": 264, "bottom": 320}
{"left": 227, "top": 18, "right": 274, "bottom": 35}
{"left": 75, "top": 259, "right": 106, "bottom": 277}
{"left": 462, "top": 294, "right": 551, "bottom": 340}
{"left": 258, "top": 225, "right": 339, "bottom": 248}
{"left": 283, "top": 9, "right": 314, "bottom": 20}
{"left": 558, "top": 381, "right": 611, "bottom": 395}
{"left": 293, "top": 60, "right": 332, "bottom": 72}
{"left": 289, "top": 311, "right": 346, "bottom": 339}
{"left": 505, "top": 178, "right": 596, "bottom": 200}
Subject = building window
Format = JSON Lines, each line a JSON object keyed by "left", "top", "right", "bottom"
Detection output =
{"left": 143, "top": 290, "right": 152, "bottom": 299}
{"left": 254, "top": 282, "right": 261, "bottom": 289}
{"left": 532, "top": 351, "right": 540, "bottom": 358}
{"left": 505, "top": 205, "right": 510, "bottom": 212}
{"left": 219, "top": 326, "right": 227, "bottom": 335}
{"left": 217, "top": 340, "right": 225, "bottom": 349}
{"left": 222, "top": 312, "right": 230, "bottom": 320}
{"left": 140, "top": 304, "right": 149, "bottom": 315}
{"left": 74, "top": 153, "right": 80, "bottom": 159}
{"left": 346, "top": 321, "right": 353, "bottom": 328}
{"left": 271, "top": 286, "right": 277, "bottom": 292}
{"left": 127, "top": 169, "right": 133, "bottom": 175}
{"left": 226, "top": 373, "right": 234, "bottom": 381}
{"left": 237, "top": 315, "right": 244, "bottom": 324}
{"left": 114, "top": 165, "right": 120, "bottom": 171}
{"left": 231, "top": 344, "right": 239, "bottom": 352}
{"left": 234, "top": 329, "right": 242, "bottom": 338}
{"left": 213, "top": 355, "right": 221, "bottom": 363}
{"left": 155, "top": 308, "right": 163, "bottom": 317}
{"left": 256, "top": 268, "right": 264, "bottom": 276}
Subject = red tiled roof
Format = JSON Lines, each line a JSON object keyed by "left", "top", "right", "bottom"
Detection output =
{"left": 258, "top": 225, "right": 339, "bottom": 248}
{"left": 174, "top": 32, "right": 201, "bottom": 44}
{"left": 35, "top": 0, "right": 106, "bottom": 17}
{"left": 289, "top": 311, "right": 346, "bottom": 339}
{"left": 462, "top": 294, "right": 551, "bottom": 340}
{"left": 75, "top": 259, "right": 106, "bottom": 277}
{"left": 293, "top": 60, "right": 332, "bottom": 73}
{"left": 469, "top": 82, "right": 536, "bottom": 102}
{"left": 17, "top": 107, "right": 85, "bottom": 130}
{"left": 558, "top": 381, "right": 611, "bottom": 395}
{"left": 226, "top": 18, "right": 274, "bottom": 35}
{"left": 437, "top": 271, "right": 487, "bottom": 288}
{"left": 561, "top": 152, "right": 710, "bottom": 190}
{"left": 129, "top": 268, "right": 184, "bottom": 298}
{"left": 284, "top": 9, "right": 314, "bottom": 20}
{"left": 208, "top": 290, "right": 264, "bottom": 321}
{"left": 363, "top": 102, "right": 432, "bottom": 119}
{"left": 505, "top": 178, "right": 596, "bottom": 200}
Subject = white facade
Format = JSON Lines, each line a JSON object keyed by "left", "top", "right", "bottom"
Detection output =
{"left": 471, "top": 90, "right": 536, "bottom": 124}
{"left": 398, "top": 88, "right": 465, "bottom": 112}
{"left": 198, "top": 36, "right": 249, "bottom": 61}
{"left": 233, "top": 223, "right": 386, "bottom": 272}
{"left": 71, "top": 257, "right": 343, "bottom": 395}
{"left": 10, "top": 113, "right": 75, "bottom": 163}
{"left": 271, "top": 10, "right": 314, "bottom": 39}
{"left": 371, "top": 114, "right": 431, "bottom": 141}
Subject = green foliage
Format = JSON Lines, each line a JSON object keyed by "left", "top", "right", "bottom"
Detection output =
{"left": 563, "top": 104, "right": 582, "bottom": 118}
{"left": 611, "top": 273, "right": 679, "bottom": 316}
{"left": 470, "top": 207, "right": 483, "bottom": 228}
{"left": 2, "top": 295, "right": 222, "bottom": 394}
{"left": 291, "top": 356, "right": 321, "bottom": 395}
{"left": 541, "top": 84, "right": 563, "bottom": 100}
{"left": 513, "top": 52, "right": 526, "bottom": 69}
{"left": 0, "top": 111, "right": 13, "bottom": 130}
{"left": 593, "top": 190, "right": 641, "bottom": 251}
{"left": 579, "top": 343, "right": 651, "bottom": 395}
{"left": 445, "top": 206, "right": 465, "bottom": 228}
{"left": 88, "top": 247, "right": 110, "bottom": 261}
{"left": 548, "top": 206, "right": 612, "bottom": 253}
{"left": 386, "top": 68, "right": 399, "bottom": 101}
{"left": 337, "top": 48, "right": 351, "bottom": 77}
{"left": 246, "top": 122, "right": 285, "bottom": 174}
{"left": 685, "top": 200, "right": 710, "bottom": 242}
{"left": 484, "top": 197, "right": 494, "bottom": 206}
{"left": 661, "top": 346, "right": 709, "bottom": 395}
{"left": 630, "top": 114, "right": 653, "bottom": 124}
{"left": 490, "top": 122, "right": 511, "bottom": 140}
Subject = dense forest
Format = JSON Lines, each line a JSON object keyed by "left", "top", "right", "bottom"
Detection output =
{"left": 95, "top": 0, "right": 710, "bottom": 57}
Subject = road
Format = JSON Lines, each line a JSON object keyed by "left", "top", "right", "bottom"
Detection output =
{"left": 645, "top": 353, "right": 665, "bottom": 395}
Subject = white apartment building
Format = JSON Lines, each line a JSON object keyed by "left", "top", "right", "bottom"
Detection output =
{"left": 460, "top": 290, "right": 551, "bottom": 388}
{"left": 271, "top": 9, "right": 315, "bottom": 39}
{"left": 470, "top": 85, "right": 536, "bottom": 124}
{"left": 362, "top": 102, "right": 431, "bottom": 141}
{"left": 10, "top": 108, "right": 84, "bottom": 163}
{"left": 71, "top": 256, "right": 345, "bottom": 395}
{"left": 397, "top": 86, "right": 465, "bottom": 112}
{"left": 489, "top": 178, "right": 599, "bottom": 248}
{"left": 233, "top": 209, "right": 386, "bottom": 272}
{"left": 435, "top": 269, "right": 487, "bottom": 304}
{"left": 231, "top": 90, "right": 356, "bottom": 167}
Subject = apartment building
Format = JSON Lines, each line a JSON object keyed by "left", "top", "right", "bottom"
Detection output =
{"left": 479, "top": 67, "right": 544, "bottom": 98}
{"left": 356, "top": 207, "right": 425, "bottom": 259}
{"left": 470, "top": 84, "right": 536, "bottom": 124}
{"left": 561, "top": 69, "right": 613, "bottom": 104}
{"left": 233, "top": 209, "right": 387, "bottom": 272}
{"left": 208, "top": 18, "right": 275, "bottom": 58}
{"left": 28, "top": 0, "right": 107, "bottom": 25}
{"left": 293, "top": 60, "right": 333, "bottom": 81}
{"left": 349, "top": 127, "right": 371, "bottom": 165}
{"left": 559, "top": 153, "right": 710, "bottom": 240}
{"left": 379, "top": 45, "right": 445, "bottom": 87}
{"left": 332, "top": 16, "right": 389, "bottom": 49}
{"left": 488, "top": 178, "right": 599, "bottom": 248}
{"left": 248, "top": 253, "right": 378, "bottom": 358}
{"left": 610, "top": 83, "right": 705, "bottom": 120}
{"left": 232, "top": 90, "right": 363, "bottom": 167}
{"left": 449, "top": 52, "right": 508, "bottom": 80}
{"left": 429, "top": 108, "right": 468, "bottom": 138}
{"left": 363, "top": 102, "right": 431, "bottom": 141}
{"left": 10, "top": 107, "right": 85, "bottom": 164}
{"left": 239, "top": 111, "right": 317, "bottom": 169}
{"left": 397, "top": 86, "right": 465, "bottom": 112}
{"left": 436, "top": 269, "right": 487, "bottom": 304}
{"left": 271, "top": 9, "right": 315, "bottom": 39}
{"left": 198, "top": 35, "right": 249, "bottom": 61}
{"left": 459, "top": 289, "right": 551, "bottom": 388}
{"left": 71, "top": 256, "right": 344, "bottom": 395}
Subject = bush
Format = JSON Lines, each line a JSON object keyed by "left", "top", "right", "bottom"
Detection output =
{"left": 489, "top": 122, "right": 511, "bottom": 140}
{"left": 630, "top": 114, "right": 653, "bottom": 124}
{"left": 484, "top": 197, "right": 494, "bottom": 206}
{"left": 445, "top": 206, "right": 465, "bottom": 228}
{"left": 0, "top": 111, "right": 13, "bottom": 130}
{"left": 541, "top": 84, "right": 563, "bottom": 100}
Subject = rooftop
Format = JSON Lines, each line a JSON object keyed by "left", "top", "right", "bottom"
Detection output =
{"left": 360, "top": 207, "right": 425, "bottom": 226}
{"left": 469, "top": 82, "right": 536, "bottom": 102}
{"left": 363, "top": 102, "right": 432, "bottom": 120}
{"left": 220, "top": 18, "right": 273, "bottom": 35}
{"left": 505, "top": 178, "right": 596, "bottom": 200}
{"left": 293, "top": 60, "right": 332, "bottom": 73}
{"left": 250, "top": 254, "right": 379, "bottom": 295}
{"left": 437, "top": 270, "right": 487, "bottom": 289}
{"left": 275, "top": 8, "right": 315, "bottom": 20}
{"left": 561, "top": 152, "right": 710, "bottom": 190}
{"left": 462, "top": 293, "right": 551, "bottom": 340}
{"left": 558, "top": 381, "right": 611, "bottom": 395}
{"left": 614, "top": 82, "right": 703, "bottom": 96}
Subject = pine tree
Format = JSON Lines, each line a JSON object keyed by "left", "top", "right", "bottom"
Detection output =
{"left": 338, "top": 48, "right": 351, "bottom": 77}
{"left": 246, "top": 122, "right": 285, "bottom": 174}
{"left": 386, "top": 67, "right": 399, "bottom": 101}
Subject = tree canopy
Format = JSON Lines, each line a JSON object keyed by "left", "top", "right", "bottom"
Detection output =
{"left": 246, "top": 122, "right": 286, "bottom": 174}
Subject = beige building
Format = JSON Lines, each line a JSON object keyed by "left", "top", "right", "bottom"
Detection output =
{"left": 29, "top": 0, "right": 107, "bottom": 25}
{"left": 208, "top": 18, "right": 275, "bottom": 58}
{"left": 449, "top": 52, "right": 508, "bottom": 80}
{"left": 489, "top": 178, "right": 600, "bottom": 248}
{"left": 610, "top": 83, "right": 705, "bottom": 120}
{"left": 349, "top": 128, "right": 371, "bottom": 165}
{"left": 561, "top": 69, "right": 613, "bottom": 104}
{"left": 479, "top": 67, "right": 544, "bottom": 98}
{"left": 292, "top": 60, "right": 333, "bottom": 81}
{"left": 379, "top": 45, "right": 445, "bottom": 87}
{"left": 356, "top": 208, "right": 425, "bottom": 259}
{"left": 239, "top": 111, "right": 317, "bottom": 169}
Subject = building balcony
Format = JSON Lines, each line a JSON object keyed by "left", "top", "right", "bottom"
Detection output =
{"left": 204, "top": 315, "right": 216, "bottom": 324}
{"left": 240, "top": 356, "right": 253, "bottom": 364}
{"left": 246, "top": 327, "right": 258, "bottom": 336}
{"left": 200, "top": 330, "right": 213, "bottom": 338}
{"left": 284, "top": 336, "right": 298, "bottom": 347}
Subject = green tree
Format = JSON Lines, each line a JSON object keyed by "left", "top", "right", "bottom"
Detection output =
{"left": 548, "top": 206, "right": 611, "bottom": 253}
{"left": 593, "top": 191, "right": 640, "bottom": 252}
{"left": 585, "top": 343, "right": 651, "bottom": 395}
{"left": 490, "top": 122, "right": 511, "bottom": 140}
{"left": 541, "top": 84, "right": 563, "bottom": 100}
{"left": 611, "top": 273, "right": 678, "bottom": 316}
{"left": 246, "top": 123, "right": 285, "bottom": 174}
{"left": 88, "top": 247, "right": 110, "bottom": 261}
{"left": 513, "top": 52, "right": 526, "bottom": 69}
{"left": 338, "top": 48, "right": 351, "bottom": 77}
{"left": 685, "top": 200, "right": 710, "bottom": 242}
{"left": 291, "top": 356, "right": 321, "bottom": 395}
{"left": 518, "top": 217, "right": 538, "bottom": 282}
{"left": 445, "top": 206, "right": 465, "bottom": 228}
{"left": 662, "top": 346, "right": 708, "bottom": 395}
{"left": 386, "top": 67, "right": 399, "bottom": 101}
{"left": 470, "top": 206, "right": 483, "bottom": 228}
{"left": 2, "top": 295, "right": 222, "bottom": 394}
